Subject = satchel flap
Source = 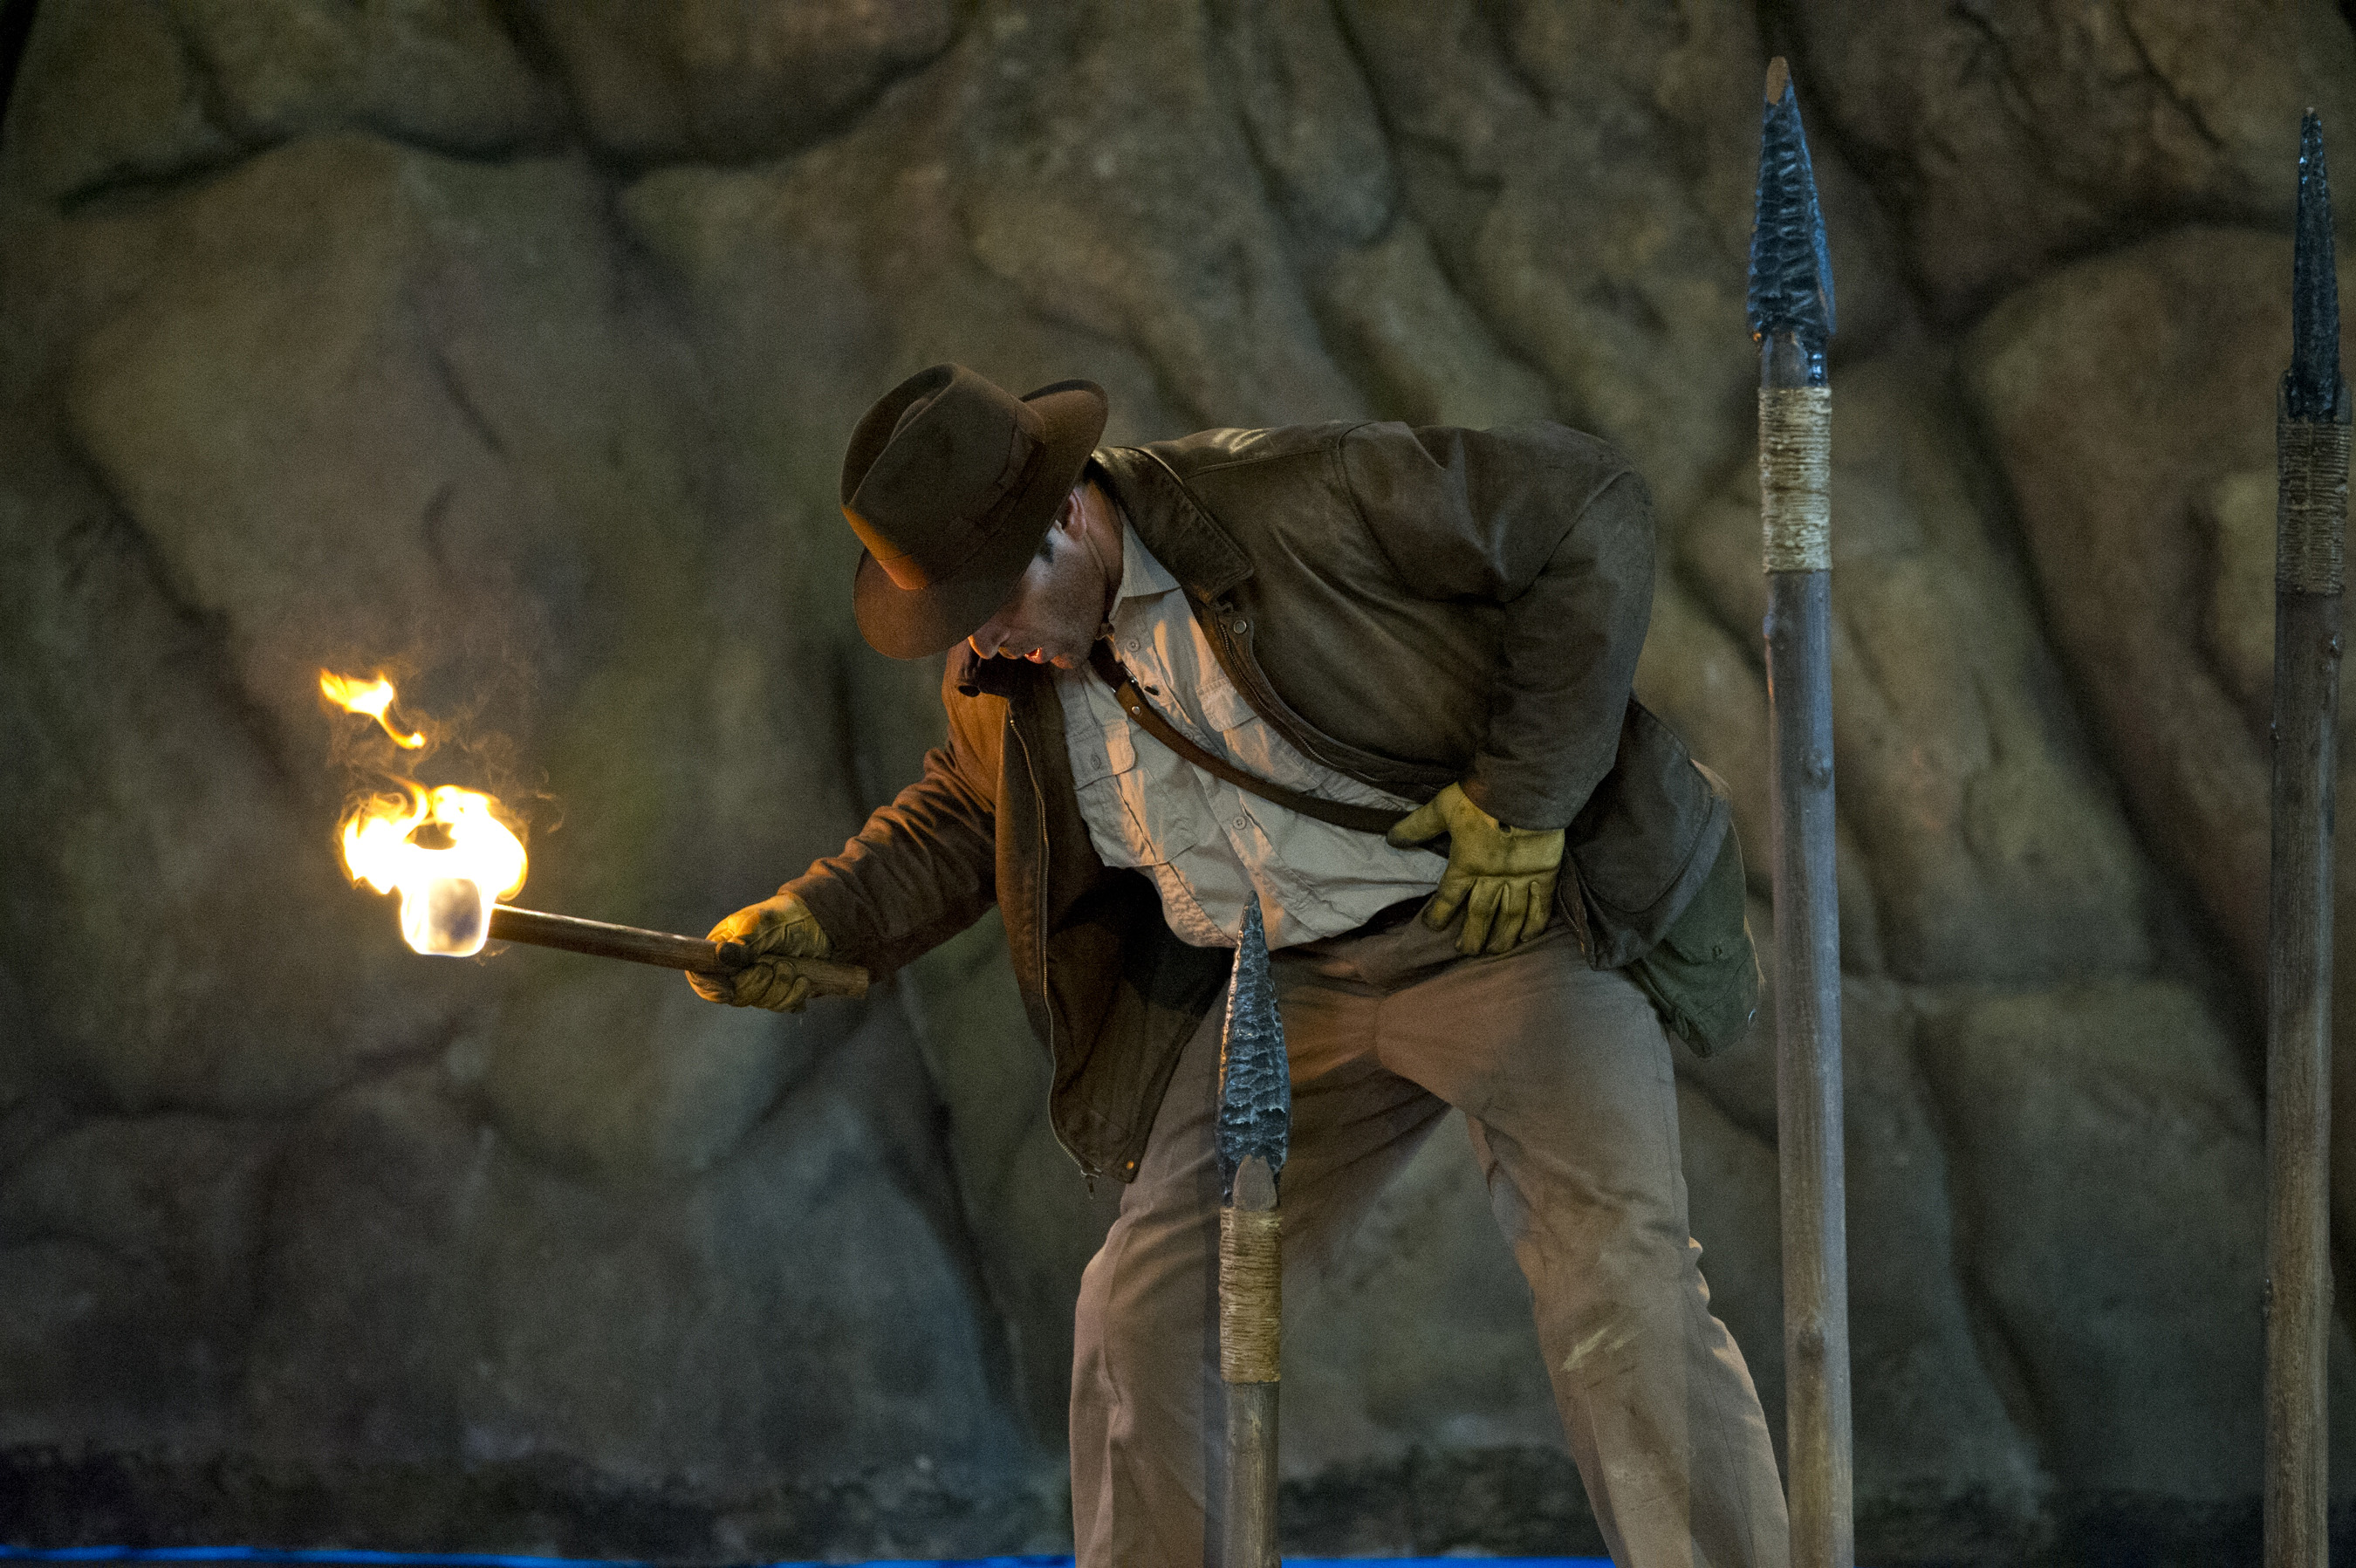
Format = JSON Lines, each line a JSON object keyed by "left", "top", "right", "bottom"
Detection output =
{"left": 1654, "top": 816, "right": 1749, "bottom": 965}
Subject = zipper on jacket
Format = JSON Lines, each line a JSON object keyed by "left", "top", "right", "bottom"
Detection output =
{"left": 1007, "top": 705, "right": 1100, "bottom": 1188}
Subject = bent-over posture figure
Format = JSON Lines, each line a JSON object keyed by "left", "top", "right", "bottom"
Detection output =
{"left": 693, "top": 364, "right": 1788, "bottom": 1568}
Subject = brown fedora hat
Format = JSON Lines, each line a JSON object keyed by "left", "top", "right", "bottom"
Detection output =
{"left": 842, "top": 364, "right": 1108, "bottom": 659}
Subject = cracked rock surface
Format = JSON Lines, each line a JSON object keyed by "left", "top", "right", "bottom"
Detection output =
{"left": 3, "top": 1, "right": 2353, "bottom": 1562}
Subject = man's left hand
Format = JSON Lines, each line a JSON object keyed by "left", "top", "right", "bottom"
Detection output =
{"left": 1387, "top": 783, "right": 1565, "bottom": 956}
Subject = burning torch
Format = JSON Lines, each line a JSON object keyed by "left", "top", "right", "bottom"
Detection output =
{"left": 321, "top": 671, "right": 868, "bottom": 999}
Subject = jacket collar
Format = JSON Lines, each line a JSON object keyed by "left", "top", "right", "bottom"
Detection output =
{"left": 1091, "top": 446, "right": 1252, "bottom": 600}
{"left": 951, "top": 641, "right": 1022, "bottom": 697}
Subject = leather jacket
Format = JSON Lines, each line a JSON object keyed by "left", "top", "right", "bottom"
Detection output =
{"left": 786, "top": 420, "right": 1728, "bottom": 1181}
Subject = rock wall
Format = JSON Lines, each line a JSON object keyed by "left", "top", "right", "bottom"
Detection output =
{"left": 2, "top": 2, "right": 2354, "bottom": 1563}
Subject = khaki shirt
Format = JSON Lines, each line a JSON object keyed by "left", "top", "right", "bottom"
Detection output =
{"left": 1054, "top": 524, "right": 1445, "bottom": 950}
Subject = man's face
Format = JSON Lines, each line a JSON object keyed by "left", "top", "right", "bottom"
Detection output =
{"left": 967, "top": 499, "right": 1105, "bottom": 669}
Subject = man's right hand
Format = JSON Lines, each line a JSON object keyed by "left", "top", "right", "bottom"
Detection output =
{"left": 689, "top": 891, "right": 834, "bottom": 1013}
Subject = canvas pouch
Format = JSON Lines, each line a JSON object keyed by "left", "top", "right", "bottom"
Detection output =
{"left": 1620, "top": 819, "right": 1760, "bottom": 1058}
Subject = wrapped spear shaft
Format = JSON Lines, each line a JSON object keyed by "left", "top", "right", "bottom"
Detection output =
{"left": 1750, "top": 57, "right": 1853, "bottom": 1568}
{"left": 1216, "top": 899, "right": 1289, "bottom": 1568}
{"left": 2264, "top": 108, "right": 2348, "bottom": 1568}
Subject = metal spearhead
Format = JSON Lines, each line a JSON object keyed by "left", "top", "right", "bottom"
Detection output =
{"left": 1216, "top": 899, "right": 1290, "bottom": 1194}
{"left": 2287, "top": 110, "right": 2345, "bottom": 421}
{"left": 1747, "top": 57, "right": 1836, "bottom": 387}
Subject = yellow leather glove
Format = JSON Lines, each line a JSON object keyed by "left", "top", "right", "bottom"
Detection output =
{"left": 1387, "top": 783, "right": 1565, "bottom": 956}
{"left": 688, "top": 890, "right": 833, "bottom": 1013}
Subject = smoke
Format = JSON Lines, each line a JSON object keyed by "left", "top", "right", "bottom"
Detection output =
{"left": 318, "top": 661, "right": 558, "bottom": 849}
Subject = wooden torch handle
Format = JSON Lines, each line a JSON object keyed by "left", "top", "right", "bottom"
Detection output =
{"left": 485, "top": 905, "right": 870, "bottom": 997}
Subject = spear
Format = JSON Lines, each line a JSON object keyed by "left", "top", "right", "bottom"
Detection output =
{"left": 1216, "top": 899, "right": 1289, "bottom": 1568}
{"left": 2265, "top": 108, "right": 2349, "bottom": 1568}
{"left": 1750, "top": 57, "right": 1853, "bottom": 1568}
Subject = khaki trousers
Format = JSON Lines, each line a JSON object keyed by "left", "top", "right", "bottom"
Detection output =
{"left": 1068, "top": 908, "right": 1789, "bottom": 1568}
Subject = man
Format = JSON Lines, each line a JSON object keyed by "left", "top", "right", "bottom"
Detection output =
{"left": 691, "top": 364, "right": 1786, "bottom": 1566}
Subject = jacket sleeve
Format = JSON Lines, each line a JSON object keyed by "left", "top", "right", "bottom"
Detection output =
{"left": 1339, "top": 420, "right": 1656, "bottom": 830}
{"left": 782, "top": 672, "right": 1003, "bottom": 976}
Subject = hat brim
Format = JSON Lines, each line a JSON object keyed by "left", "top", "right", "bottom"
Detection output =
{"left": 852, "top": 380, "right": 1109, "bottom": 660}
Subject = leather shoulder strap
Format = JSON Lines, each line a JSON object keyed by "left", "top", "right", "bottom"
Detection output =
{"left": 1087, "top": 641, "right": 1406, "bottom": 837}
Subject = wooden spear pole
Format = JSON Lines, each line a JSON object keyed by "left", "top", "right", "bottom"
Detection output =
{"left": 1750, "top": 57, "right": 1853, "bottom": 1568}
{"left": 2265, "top": 108, "right": 2349, "bottom": 1568}
{"left": 1216, "top": 899, "right": 1289, "bottom": 1568}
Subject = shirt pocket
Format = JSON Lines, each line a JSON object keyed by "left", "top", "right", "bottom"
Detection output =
{"left": 1195, "top": 665, "right": 1260, "bottom": 735}
{"left": 1068, "top": 713, "right": 1137, "bottom": 790}
{"left": 1106, "top": 727, "right": 1215, "bottom": 866}
{"left": 1195, "top": 663, "right": 1326, "bottom": 792}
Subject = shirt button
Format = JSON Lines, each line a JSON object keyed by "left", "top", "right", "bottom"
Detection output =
{"left": 1125, "top": 638, "right": 1140, "bottom": 651}
{"left": 1233, "top": 816, "right": 1248, "bottom": 830}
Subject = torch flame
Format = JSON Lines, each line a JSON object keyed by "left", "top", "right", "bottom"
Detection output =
{"left": 338, "top": 782, "right": 527, "bottom": 957}
{"left": 320, "top": 671, "right": 425, "bottom": 749}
